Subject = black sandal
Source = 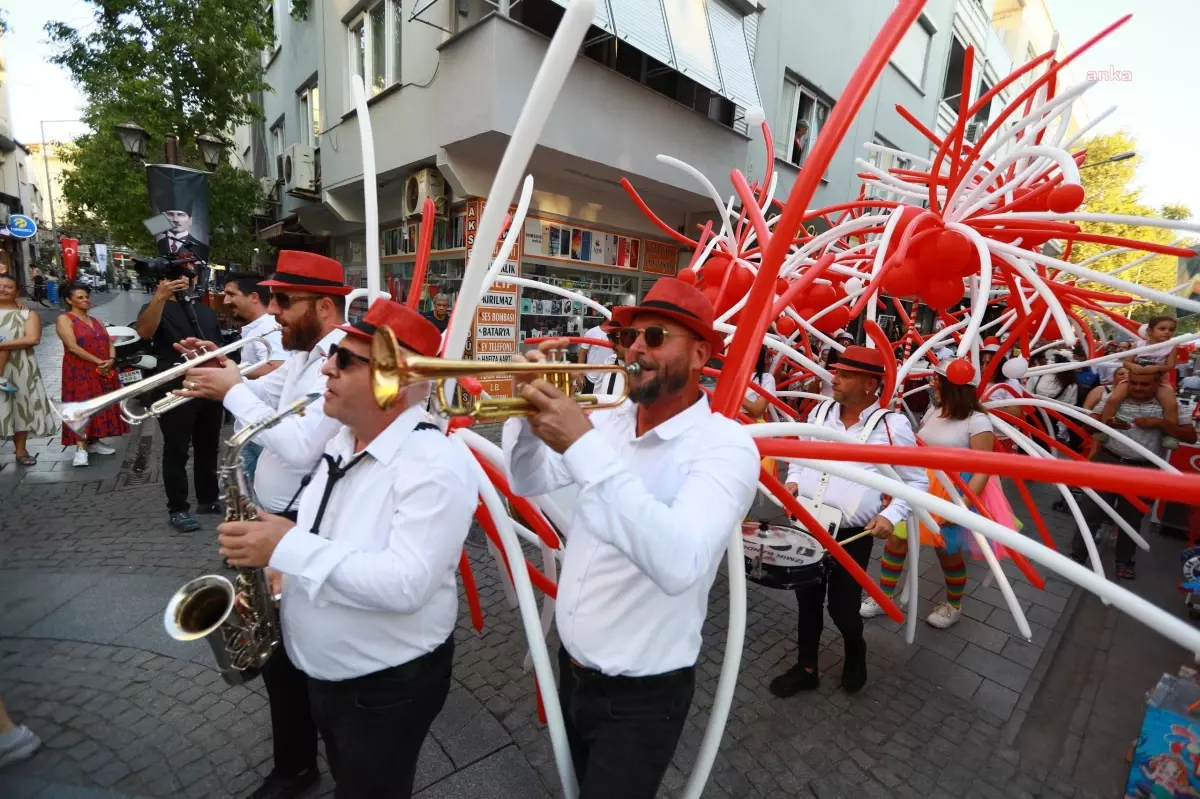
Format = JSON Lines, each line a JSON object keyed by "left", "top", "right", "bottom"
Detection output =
{"left": 16, "top": 454, "right": 37, "bottom": 466}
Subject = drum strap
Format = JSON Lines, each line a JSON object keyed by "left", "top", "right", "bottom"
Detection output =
{"left": 810, "top": 401, "right": 895, "bottom": 516}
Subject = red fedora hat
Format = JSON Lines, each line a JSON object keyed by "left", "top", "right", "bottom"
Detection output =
{"left": 611, "top": 278, "right": 725, "bottom": 353}
{"left": 259, "top": 251, "right": 352, "bottom": 296}
{"left": 833, "top": 345, "right": 888, "bottom": 377}
{"left": 338, "top": 298, "right": 442, "bottom": 357}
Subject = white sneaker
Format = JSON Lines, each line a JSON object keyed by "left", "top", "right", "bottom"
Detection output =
{"left": 926, "top": 602, "right": 962, "bottom": 629}
{"left": 72, "top": 450, "right": 89, "bottom": 467}
{"left": 860, "top": 596, "right": 886, "bottom": 618}
{"left": 87, "top": 441, "right": 116, "bottom": 455}
{"left": 0, "top": 725, "right": 41, "bottom": 768}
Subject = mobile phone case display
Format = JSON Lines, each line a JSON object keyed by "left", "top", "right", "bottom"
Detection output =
{"left": 518, "top": 269, "right": 635, "bottom": 343}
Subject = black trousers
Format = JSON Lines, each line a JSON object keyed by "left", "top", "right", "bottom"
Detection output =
{"left": 260, "top": 510, "right": 319, "bottom": 778}
{"left": 557, "top": 646, "right": 694, "bottom": 799}
{"left": 157, "top": 397, "right": 223, "bottom": 513}
{"left": 794, "top": 529, "right": 874, "bottom": 669}
{"left": 1073, "top": 449, "right": 1145, "bottom": 565}
{"left": 308, "top": 637, "right": 454, "bottom": 799}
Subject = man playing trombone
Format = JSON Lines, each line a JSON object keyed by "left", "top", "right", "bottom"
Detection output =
{"left": 503, "top": 279, "right": 759, "bottom": 798}
{"left": 175, "top": 251, "right": 349, "bottom": 799}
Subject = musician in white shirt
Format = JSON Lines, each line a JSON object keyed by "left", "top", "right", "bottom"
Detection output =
{"left": 222, "top": 273, "right": 287, "bottom": 481}
{"left": 503, "top": 279, "right": 759, "bottom": 798}
{"left": 217, "top": 300, "right": 475, "bottom": 799}
{"left": 772, "top": 346, "right": 927, "bottom": 697}
{"left": 178, "top": 251, "right": 351, "bottom": 799}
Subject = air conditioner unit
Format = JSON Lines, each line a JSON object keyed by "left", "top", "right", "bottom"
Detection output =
{"left": 403, "top": 168, "right": 447, "bottom": 218}
{"left": 965, "top": 121, "right": 984, "bottom": 143}
{"left": 283, "top": 143, "right": 317, "bottom": 194}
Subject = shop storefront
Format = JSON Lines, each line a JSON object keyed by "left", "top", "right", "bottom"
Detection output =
{"left": 330, "top": 198, "right": 682, "bottom": 397}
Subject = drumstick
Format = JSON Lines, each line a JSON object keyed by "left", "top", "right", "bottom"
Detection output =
{"left": 820, "top": 529, "right": 874, "bottom": 552}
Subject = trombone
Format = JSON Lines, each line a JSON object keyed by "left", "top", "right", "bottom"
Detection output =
{"left": 57, "top": 328, "right": 281, "bottom": 435}
{"left": 370, "top": 327, "right": 638, "bottom": 421}
{"left": 120, "top": 360, "right": 269, "bottom": 425}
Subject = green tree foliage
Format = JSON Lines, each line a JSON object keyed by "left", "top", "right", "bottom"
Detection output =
{"left": 45, "top": 0, "right": 272, "bottom": 264}
{"left": 1068, "top": 131, "right": 1194, "bottom": 321}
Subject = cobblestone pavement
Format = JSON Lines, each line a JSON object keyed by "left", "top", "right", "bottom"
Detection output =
{"left": 0, "top": 305, "right": 1179, "bottom": 797}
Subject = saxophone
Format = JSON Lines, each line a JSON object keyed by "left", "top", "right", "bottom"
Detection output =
{"left": 163, "top": 393, "right": 322, "bottom": 686}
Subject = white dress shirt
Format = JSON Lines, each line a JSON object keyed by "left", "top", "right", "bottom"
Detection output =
{"left": 580, "top": 325, "right": 611, "bottom": 384}
{"left": 270, "top": 405, "right": 478, "bottom": 681}
{"left": 503, "top": 394, "right": 759, "bottom": 677}
{"left": 234, "top": 314, "right": 286, "bottom": 433}
{"left": 785, "top": 401, "right": 928, "bottom": 528}
{"left": 238, "top": 312, "right": 286, "bottom": 370}
{"left": 223, "top": 328, "right": 346, "bottom": 513}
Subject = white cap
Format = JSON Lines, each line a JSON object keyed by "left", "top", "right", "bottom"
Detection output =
{"left": 933, "top": 358, "right": 980, "bottom": 387}
{"left": 834, "top": 329, "right": 853, "bottom": 340}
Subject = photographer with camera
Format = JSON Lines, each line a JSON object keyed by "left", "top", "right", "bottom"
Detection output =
{"left": 135, "top": 266, "right": 224, "bottom": 532}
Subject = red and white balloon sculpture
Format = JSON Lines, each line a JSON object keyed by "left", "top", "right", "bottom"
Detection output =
{"left": 345, "top": 2, "right": 1200, "bottom": 796}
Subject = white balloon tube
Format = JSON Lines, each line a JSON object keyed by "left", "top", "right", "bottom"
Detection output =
{"left": 744, "top": 423, "right": 941, "bottom": 533}
{"left": 716, "top": 323, "right": 833, "bottom": 384}
{"left": 991, "top": 249, "right": 1078, "bottom": 347}
{"left": 507, "top": 277, "right": 611, "bottom": 319}
{"left": 773, "top": 455, "right": 1200, "bottom": 652}
{"left": 895, "top": 317, "right": 971, "bottom": 385}
{"left": 681, "top": 524, "right": 745, "bottom": 799}
{"left": 344, "top": 287, "right": 392, "bottom": 308}
{"left": 443, "top": 0, "right": 597, "bottom": 362}
{"left": 476, "top": 175, "right": 536, "bottom": 305}
{"left": 1025, "top": 333, "right": 1200, "bottom": 376}
{"left": 453, "top": 435, "right": 578, "bottom": 798}
{"left": 905, "top": 512, "right": 919, "bottom": 645}
{"left": 945, "top": 223, "right": 993, "bottom": 357}
{"left": 988, "top": 239, "right": 1200, "bottom": 315}
{"left": 350, "top": 76, "right": 382, "bottom": 304}
{"left": 985, "top": 398, "right": 1175, "bottom": 473}
{"left": 985, "top": 415, "right": 1106, "bottom": 581}
{"left": 657, "top": 154, "right": 736, "bottom": 249}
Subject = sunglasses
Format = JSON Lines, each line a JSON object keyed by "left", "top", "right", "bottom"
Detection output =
{"left": 271, "top": 292, "right": 323, "bottom": 309}
{"left": 617, "top": 326, "right": 673, "bottom": 349}
{"left": 327, "top": 343, "right": 371, "bottom": 370}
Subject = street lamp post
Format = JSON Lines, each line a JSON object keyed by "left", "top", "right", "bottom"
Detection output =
{"left": 38, "top": 118, "right": 83, "bottom": 274}
{"left": 1080, "top": 151, "right": 1136, "bottom": 169}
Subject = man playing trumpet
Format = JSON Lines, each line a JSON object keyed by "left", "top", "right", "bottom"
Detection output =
{"left": 503, "top": 278, "right": 759, "bottom": 798}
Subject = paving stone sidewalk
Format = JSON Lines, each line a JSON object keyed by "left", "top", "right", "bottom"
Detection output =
{"left": 0, "top": 307, "right": 1172, "bottom": 797}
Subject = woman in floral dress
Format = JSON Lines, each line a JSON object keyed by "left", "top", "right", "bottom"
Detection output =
{"left": 0, "top": 274, "right": 57, "bottom": 465}
{"left": 56, "top": 283, "right": 128, "bottom": 467}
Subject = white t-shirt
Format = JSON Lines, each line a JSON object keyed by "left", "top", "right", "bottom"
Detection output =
{"left": 580, "top": 325, "right": 611, "bottom": 383}
{"left": 918, "top": 407, "right": 992, "bottom": 448}
{"left": 745, "top": 372, "right": 776, "bottom": 404}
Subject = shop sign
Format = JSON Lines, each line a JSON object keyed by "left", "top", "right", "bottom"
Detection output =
{"left": 643, "top": 240, "right": 680, "bottom": 276}
{"left": 468, "top": 198, "right": 521, "bottom": 398}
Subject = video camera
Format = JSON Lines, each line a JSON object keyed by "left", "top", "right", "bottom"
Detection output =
{"left": 131, "top": 254, "right": 198, "bottom": 282}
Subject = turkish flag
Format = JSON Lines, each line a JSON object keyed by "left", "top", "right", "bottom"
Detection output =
{"left": 61, "top": 237, "right": 80, "bottom": 282}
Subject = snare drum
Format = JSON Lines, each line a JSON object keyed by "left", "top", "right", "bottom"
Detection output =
{"left": 742, "top": 521, "right": 826, "bottom": 590}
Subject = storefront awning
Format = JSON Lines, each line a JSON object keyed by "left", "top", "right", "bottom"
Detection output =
{"left": 546, "top": 0, "right": 761, "bottom": 109}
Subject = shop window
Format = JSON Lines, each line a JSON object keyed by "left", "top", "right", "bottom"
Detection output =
{"left": 518, "top": 263, "right": 638, "bottom": 343}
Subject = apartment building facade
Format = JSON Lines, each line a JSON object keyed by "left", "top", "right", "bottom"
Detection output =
{"left": 245, "top": 0, "right": 1051, "bottom": 347}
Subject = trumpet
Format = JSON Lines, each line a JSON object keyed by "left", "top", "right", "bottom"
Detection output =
{"left": 120, "top": 359, "right": 269, "bottom": 424}
{"left": 369, "top": 327, "right": 638, "bottom": 421}
{"left": 57, "top": 328, "right": 281, "bottom": 435}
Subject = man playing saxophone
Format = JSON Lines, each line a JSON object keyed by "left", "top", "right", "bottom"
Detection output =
{"left": 216, "top": 299, "right": 476, "bottom": 799}
{"left": 175, "top": 251, "right": 349, "bottom": 799}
